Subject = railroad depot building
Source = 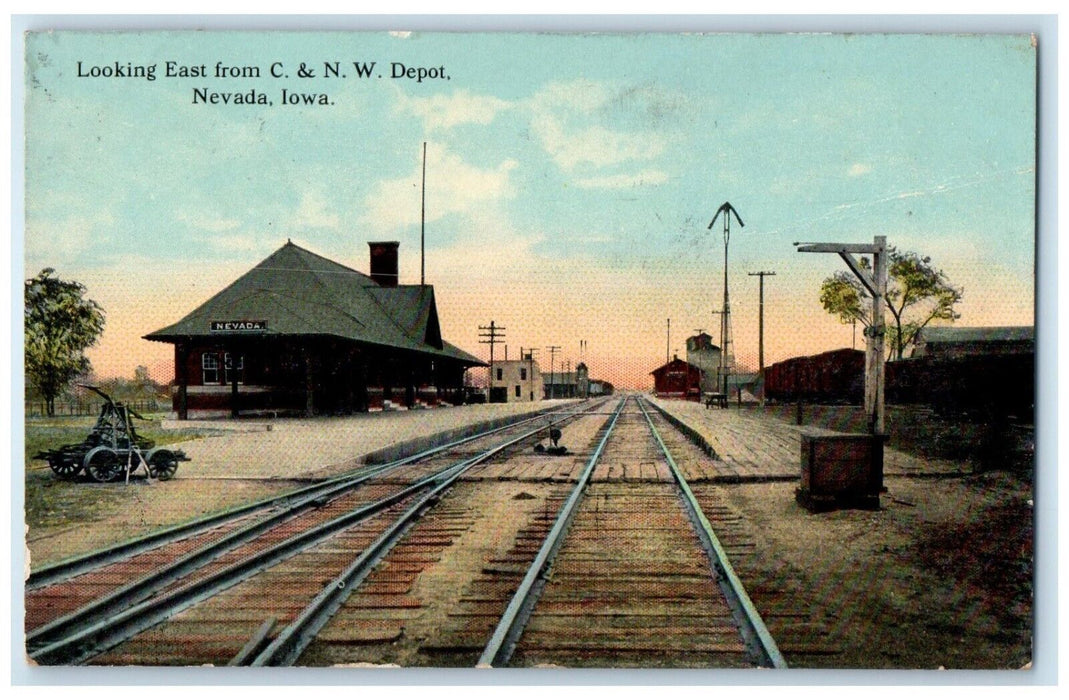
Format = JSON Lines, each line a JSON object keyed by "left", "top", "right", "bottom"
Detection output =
{"left": 145, "top": 241, "right": 485, "bottom": 419}
{"left": 651, "top": 356, "right": 705, "bottom": 400}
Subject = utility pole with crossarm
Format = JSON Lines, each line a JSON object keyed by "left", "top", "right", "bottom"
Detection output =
{"left": 545, "top": 345, "right": 561, "bottom": 399}
{"left": 478, "top": 321, "right": 506, "bottom": 403}
{"left": 747, "top": 270, "right": 776, "bottom": 374}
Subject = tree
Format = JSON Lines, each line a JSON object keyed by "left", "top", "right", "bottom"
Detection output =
{"left": 25, "top": 268, "right": 106, "bottom": 416}
{"left": 819, "top": 249, "right": 963, "bottom": 360}
{"left": 134, "top": 365, "right": 156, "bottom": 394}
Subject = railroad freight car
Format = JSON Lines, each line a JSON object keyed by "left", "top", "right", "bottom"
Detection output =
{"left": 766, "top": 348, "right": 1034, "bottom": 420}
{"left": 765, "top": 348, "right": 864, "bottom": 404}
{"left": 886, "top": 353, "right": 1034, "bottom": 420}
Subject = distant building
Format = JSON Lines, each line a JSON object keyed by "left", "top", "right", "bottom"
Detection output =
{"left": 587, "top": 380, "right": 614, "bottom": 397}
{"left": 539, "top": 361, "right": 610, "bottom": 399}
{"left": 145, "top": 241, "right": 484, "bottom": 418}
{"left": 911, "top": 326, "right": 1034, "bottom": 360}
{"left": 651, "top": 356, "right": 704, "bottom": 401}
{"left": 575, "top": 362, "right": 590, "bottom": 398}
{"left": 489, "top": 358, "right": 543, "bottom": 403}
{"left": 543, "top": 369, "right": 582, "bottom": 399}
{"left": 686, "top": 332, "right": 722, "bottom": 394}
{"left": 726, "top": 372, "right": 759, "bottom": 399}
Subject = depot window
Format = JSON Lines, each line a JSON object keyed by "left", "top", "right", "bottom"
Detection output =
{"left": 224, "top": 353, "right": 245, "bottom": 384}
{"left": 201, "top": 353, "right": 219, "bottom": 384}
{"left": 496, "top": 367, "right": 503, "bottom": 381}
{"left": 520, "top": 367, "right": 527, "bottom": 380}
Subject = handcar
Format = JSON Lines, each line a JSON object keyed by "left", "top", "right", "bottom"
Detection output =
{"left": 34, "top": 385, "right": 189, "bottom": 482}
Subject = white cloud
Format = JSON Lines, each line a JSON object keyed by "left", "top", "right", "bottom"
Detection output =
{"left": 848, "top": 163, "right": 873, "bottom": 177}
{"left": 421, "top": 209, "right": 543, "bottom": 280}
{"left": 24, "top": 211, "right": 114, "bottom": 271}
{"left": 175, "top": 212, "right": 241, "bottom": 232}
{"left": 293, "top": 191, "right": 340, "bottom": 229}
{"left": 531, "top": 115, "right": 666, "bottom": 171}
{"left": 396, "top": 89, "right": 511, "bottom": 132}
{"left": 361, "top": 144, "right": 518, "bottom": 229}
{"left": 575, "top": 170, "right": 669, "bottom": 189}
{"left": 528, "top": 79, "right": 615, "bottom": 114}
{"left": 525, "top": 79, "right": 667, "bottom": 172}
{"left": 388, "top": 79, "right": 672, "bottom": 186}
{"left": 200, "top": 234, "right": 262, "bottom": 252}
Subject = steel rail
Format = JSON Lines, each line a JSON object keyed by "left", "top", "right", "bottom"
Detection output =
{"left": 27, "top": 403, "right": 578, "bottom": 590}
{"left": 30, "top": 402, "right": 596, "bottom": 666}
{"left": 477, "top": 396, "right": 628, "bottom": 668}
{"left": 637, "top": 397, "right": 787, "bottom": 669}
{"left": 249, "top": 404, "right": 594, "bottom": 666}
{"left": 26, "top": 445, "right": 476, "bottom": 652}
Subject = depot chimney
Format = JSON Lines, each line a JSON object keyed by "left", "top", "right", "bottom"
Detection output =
{"left": 368, "top": 241, "right": 400, "bottom": 287}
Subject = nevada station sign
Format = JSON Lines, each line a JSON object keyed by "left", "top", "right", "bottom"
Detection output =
{"left": 210, "top": 320, "right": 268, "bottom": 332}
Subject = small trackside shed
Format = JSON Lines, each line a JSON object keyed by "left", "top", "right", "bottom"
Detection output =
{"left": 145, "top": 240, "right": 485, "bottom": 419}
{"left": 651, "top": 356, "right": 705, "bottom": 401}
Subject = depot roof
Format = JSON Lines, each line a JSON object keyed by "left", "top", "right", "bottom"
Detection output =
{"left": 144, "top": 241, "right": 484, "bottom": 366}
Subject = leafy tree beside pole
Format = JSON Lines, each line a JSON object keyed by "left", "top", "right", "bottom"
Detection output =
{"left": 24, "top": 268, "right": 105, "bottom": 416}
{"left": 819, "top": 249, "right": 963, "bottom": 360}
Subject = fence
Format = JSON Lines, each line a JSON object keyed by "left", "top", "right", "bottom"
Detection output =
{"left": 24, "top": 399, "right": 163, "bottom": 418}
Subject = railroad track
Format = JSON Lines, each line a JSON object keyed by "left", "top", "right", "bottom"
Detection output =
{"left": 471, "top": 396, "right": 784, "bottom": 668}
{"left": 25, "top": 400, "right": 605, "bottom": 665}
{"left": 26, "top": 395, "right": 793, "bottom": 668}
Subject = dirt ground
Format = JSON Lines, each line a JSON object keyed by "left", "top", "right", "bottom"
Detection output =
{"left": 717, "top": 472, "right": 1033, "bottom": 669}
{"left": 23, "top": 401, "right": 566, "bottom": 567}
{"left": 21, "top": 398, "right": 1034, "bottom": 670}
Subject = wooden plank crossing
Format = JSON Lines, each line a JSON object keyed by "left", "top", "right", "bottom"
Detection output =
{"left": 649, "top": 398, "right": 964, "bottom": 481}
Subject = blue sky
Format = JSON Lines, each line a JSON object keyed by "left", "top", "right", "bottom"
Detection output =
{"left": 24, "top": 31, "right": 1036, "bottom": 387}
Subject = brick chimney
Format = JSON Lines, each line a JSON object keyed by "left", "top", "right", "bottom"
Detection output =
{"left": 368, "top": 241, "right": 400, "bottom": 287}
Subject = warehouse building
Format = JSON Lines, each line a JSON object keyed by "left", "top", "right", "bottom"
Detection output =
{"left": 910, "top": 326, "right": 1034, "bottom": 360}
{"left": 488, "top": 357, "right": 544, "bottom": 403}
{"left": 145, "top": 240, "right": 485, "bottom": 419}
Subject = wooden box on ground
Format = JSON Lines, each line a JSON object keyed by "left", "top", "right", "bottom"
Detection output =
{"left": 796, "top": 428, "right": 885, "bottom": 512}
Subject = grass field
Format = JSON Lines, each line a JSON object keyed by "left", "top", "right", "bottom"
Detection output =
{"left": 23, "top": 416, "right": 214, "bottom": 531}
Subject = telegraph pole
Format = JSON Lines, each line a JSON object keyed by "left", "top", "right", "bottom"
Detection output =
{"left": 666, "top": 318, "right": 670, "bottom": 364}
{"left": 420, "top": 141, "right": 427, "bottom": 287}
{"left": 748, "top": 271, "right": 776, "bottom": 373}
{"left": 546, "top": 345, "right": 561, "bottom": 399}
{"left": 478, "top": 321, "right": 505, "bottom": 402}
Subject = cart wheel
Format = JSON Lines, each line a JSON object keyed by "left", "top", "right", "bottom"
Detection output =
{"left": 49, "top": 457, "right": 82, "bottom": 479}
{"left": 86, "top": 449, "right": 123, "bottom": 483}
{"left": 148, "top": 450, "right": 179, "bottom": 481}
